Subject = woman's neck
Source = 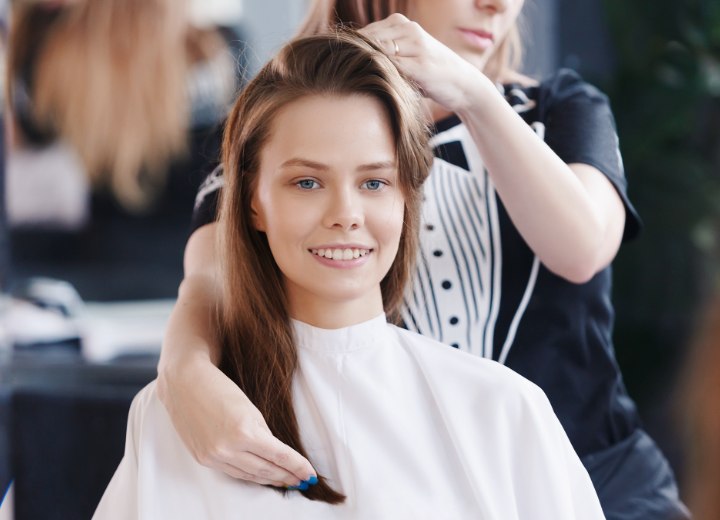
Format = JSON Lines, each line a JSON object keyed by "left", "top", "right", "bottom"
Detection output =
{"left": 287, "top": 290, "right": 385, "bottom": 330}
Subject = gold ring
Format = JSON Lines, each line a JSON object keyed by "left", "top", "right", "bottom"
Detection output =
{"left": 392, "top": 39, "right": 400, "bottom": 56}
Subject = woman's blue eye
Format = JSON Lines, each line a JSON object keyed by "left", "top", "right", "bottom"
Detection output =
{"left": 297, "top": 179, "right": 319, "bottom": 190}
{"left": 363, "top": 179, "right": 385, "bottom": 191}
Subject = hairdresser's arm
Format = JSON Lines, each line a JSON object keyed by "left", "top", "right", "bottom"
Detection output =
{"left": 362, "top": 15, "right": 625, "bottom": 283}
{"left": 157, "top": 223, "right": 316, "bottom": 487}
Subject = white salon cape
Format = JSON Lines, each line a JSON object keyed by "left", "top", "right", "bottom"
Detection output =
{"left": 95, "top": 315, "right": 605, "bottom": 519}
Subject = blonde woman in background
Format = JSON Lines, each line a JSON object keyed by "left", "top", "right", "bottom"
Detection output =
{"left": 7, "top": 0, "right": 189, "bottom": 212}
{"left": 6, "top": 0, "right": 239, "bottom": 216}
{"left": 5, "top": 0, "right": 240, "bottom": 300}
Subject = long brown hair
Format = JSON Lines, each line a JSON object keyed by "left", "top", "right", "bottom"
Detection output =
{"left": 7, "top": 0, "right": 189, "bottom": 212}
{"left": 297, "top": 0, "right": 523, "bottom": 82}
{"left": 218, "top": 30, "right": 431, "bottom": 503}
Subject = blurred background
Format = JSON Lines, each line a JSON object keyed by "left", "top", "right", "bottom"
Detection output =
{"left": 0, "top": 0, "right": 718, "bottom": 518}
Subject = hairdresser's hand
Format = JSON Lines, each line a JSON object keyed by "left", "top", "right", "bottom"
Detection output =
{"left": 361, "top": 13, "right": 486, "bottom": 114}
{"left": 157, "top": 357, "right": 316, "bottom": 488}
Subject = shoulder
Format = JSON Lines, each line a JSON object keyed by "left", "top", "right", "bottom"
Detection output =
{"left": 390, "top": 325, "right": 549, "bottom": 407}
{"left": 124, "top": 380, "right": 172, "bottom": 440}
{"left": 125, "top": 380, "right": 192, "bottom": 462}
{"left": 119, "top": 381, "right": 161, "bottom": 462}
{"left": 498, "top": 69, "right": 612, "bottom": 121}
{"left": 538, "top": 68, "right": 610, "bottom": 108}
{"left": 128, "top": 381, "right": 161, "bottom": 423}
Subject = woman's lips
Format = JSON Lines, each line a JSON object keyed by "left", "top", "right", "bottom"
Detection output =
{"left": 307, "top": 247, "right": 374, "bottom": 269}
{"left": 458, "top": 28, "right": 494, "bottom": 51}
{"left": 309, "top": 248, "right": 373, "bottom": 269}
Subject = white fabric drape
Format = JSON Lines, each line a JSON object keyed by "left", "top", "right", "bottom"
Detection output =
{"left": 95, "top": 315, "right": 604, "bottom": 519}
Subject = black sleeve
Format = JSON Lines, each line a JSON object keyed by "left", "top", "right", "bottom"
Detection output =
{"left": 190, "top": 164, "right": 224, "bottom": 234}
{"left": 539, "top": 69, "right": 641, "bottom": 241}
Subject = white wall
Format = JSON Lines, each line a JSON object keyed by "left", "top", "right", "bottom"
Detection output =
{"left": 521, "top": 0, "right": 558, "bottom": 79}
{"left": 242, "top": 0, "right": 311, "bottom": 73}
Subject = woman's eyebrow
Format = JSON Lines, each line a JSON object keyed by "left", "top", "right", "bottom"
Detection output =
{"left": 278, "top": 158, "right": 397, "bottom": 172}
{"left": 358, "top": 160, "right": 396, "bottom": 172}
{"left": 279, "top": 158, "right": 329, "bottom": 171}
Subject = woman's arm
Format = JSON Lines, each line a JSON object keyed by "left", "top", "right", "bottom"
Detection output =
{"left": 455, "top": 87, "right": 625, "bottom": 284}
{"left": 362, "top": 15, "right": 626, "bottom": 283}
{"left": 157, "top": 223, "right": 316, "bottom": 487}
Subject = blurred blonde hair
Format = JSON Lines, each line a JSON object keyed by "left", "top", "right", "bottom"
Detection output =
{"left": 297, "top": 0, "right": 523, "bottom": 82}
{"left": 9, "top": 0, "right": 190, "bottom": 211}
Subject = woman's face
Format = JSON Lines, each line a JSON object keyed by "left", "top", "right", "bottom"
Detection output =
{"left": 405, "top": 0, "right": 524, "bottom": 72}
{"left": 252, "top": 94, "right": 404, "bottom": 326}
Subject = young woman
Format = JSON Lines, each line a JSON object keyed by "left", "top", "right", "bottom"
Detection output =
{"left": 95, "top": 31, "right": 603, "bottom": 518}
{"left": 159, "top": 1, "right": 689, "bottom": 518}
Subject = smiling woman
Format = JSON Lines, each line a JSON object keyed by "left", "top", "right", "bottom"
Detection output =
{"left": 94, "top": 30, "right": 605, "bottom": 518}
{"left": 251, "top": 94, "right": 404, "bottom": 328}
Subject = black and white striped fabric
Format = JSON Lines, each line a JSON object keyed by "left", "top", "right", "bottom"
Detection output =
{"left": 403, "top": 120, "right": 535, "bottom": 362}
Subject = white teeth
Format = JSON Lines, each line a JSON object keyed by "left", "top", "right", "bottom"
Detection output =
{"left": 310, "top": 248, "right": 370, "bottom": 260}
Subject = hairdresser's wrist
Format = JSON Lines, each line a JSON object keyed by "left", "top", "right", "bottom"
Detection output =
{"left": 452, "top": 68, "right": 496, "bottom": 120}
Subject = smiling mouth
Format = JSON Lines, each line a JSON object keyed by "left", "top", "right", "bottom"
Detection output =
{"left": 310, "top": 248, "right": 372, "bottom": 260}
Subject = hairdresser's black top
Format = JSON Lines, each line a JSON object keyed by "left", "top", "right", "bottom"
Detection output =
{"left": 192, "top": 69, "right": 642, "bottom": 458}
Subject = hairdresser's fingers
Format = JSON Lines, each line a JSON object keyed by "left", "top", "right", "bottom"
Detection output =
{"left": 196, "top": 435, "right": 305, "bottom": 487}
{"left": 222, "top": 451, "right": 305, "bottom": 487}
{"left": 399, "top": 48, "right": 483, "bottom": 114}
{"left": 364, "top": 22, "right": 482, "bottom": 113}
{"left": 361, "top": 29, "right": 420, "bottom": 58}
{"left": 247, "top": 432, "right": 318, "bottom": 483}
{"left": 361, "top": 13, "right": 424, "bottom": 53}
{"left": 213, "top": 461, "right": 290, "bottom": 488}
{"left": 211, "top": 414, "right": 316, "bottom": 484}
{"left": 385, "top": 35, "right": 421, "bottom": 59}
{"left": 229, "top": 449, "right": 295, "bottom": 484}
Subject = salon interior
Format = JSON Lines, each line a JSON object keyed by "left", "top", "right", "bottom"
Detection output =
{"left": 1, "top": 0, "right": 718, "bottom": 518}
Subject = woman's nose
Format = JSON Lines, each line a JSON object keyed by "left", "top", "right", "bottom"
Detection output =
{"left": 475, "top": 0, "right": 508, "bottom": 13}
{"left": 323, "top": 188, "right": 364, "bottom": 231}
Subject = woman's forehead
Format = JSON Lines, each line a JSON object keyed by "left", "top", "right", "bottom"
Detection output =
{"left": 259, "top": 94, "right": 397, "bottom": 169}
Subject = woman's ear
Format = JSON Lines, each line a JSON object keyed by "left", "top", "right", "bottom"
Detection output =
{"left": 250, "top": 196, "right": 266, "bottom": 232}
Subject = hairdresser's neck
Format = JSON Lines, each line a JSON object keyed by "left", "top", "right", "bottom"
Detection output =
{"left": 287, "top": 290, "right": 385, "bottom": 330}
